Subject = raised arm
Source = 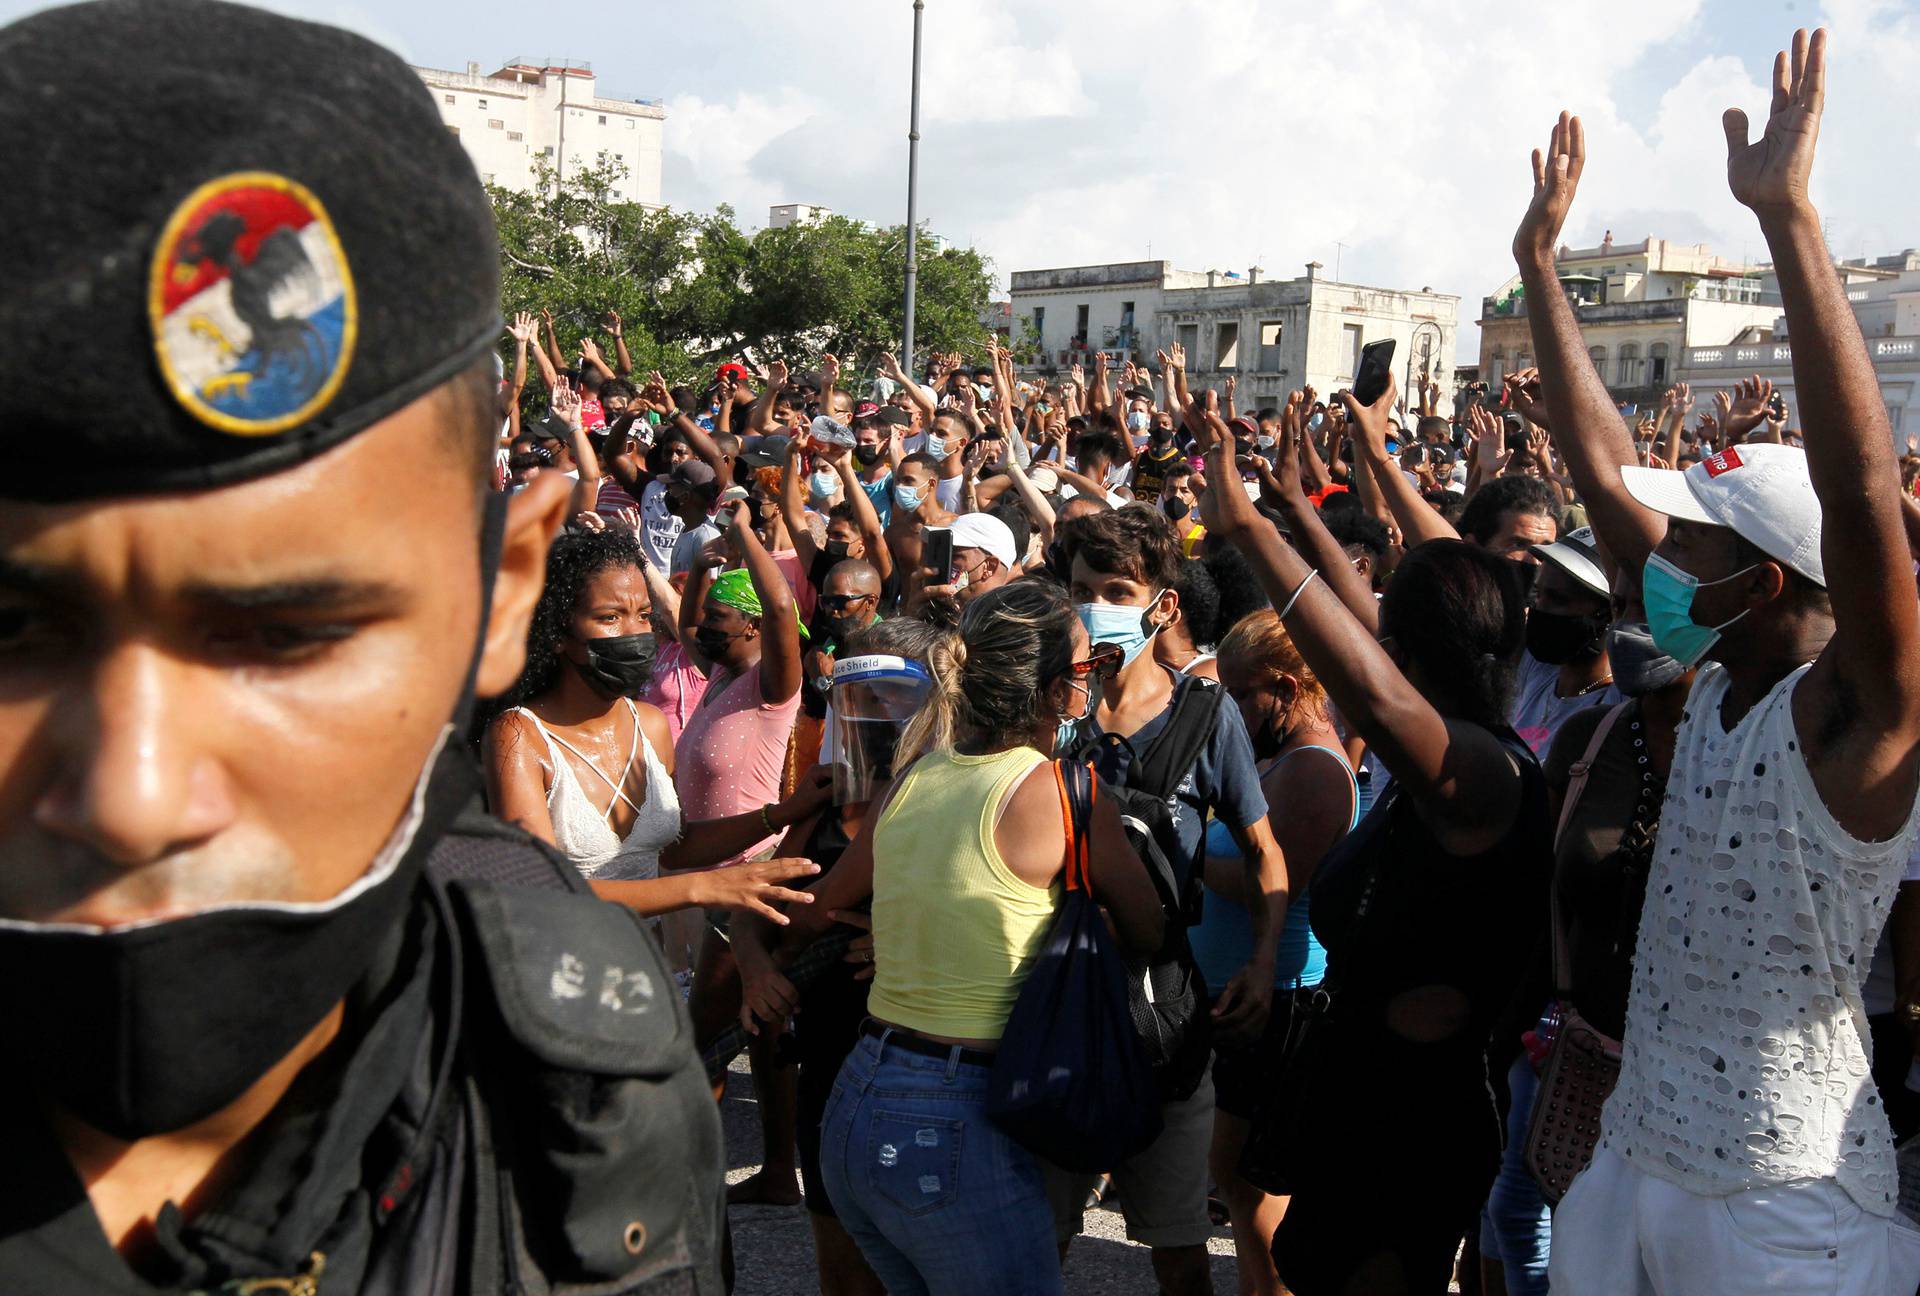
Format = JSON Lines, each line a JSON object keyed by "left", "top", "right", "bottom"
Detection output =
{"left": 605, "top": 309, "right": 633, "bottom": 376}
{"left": 1257, "top": 398, "right": 1381, "bottom": 633}
{"left": 881, "top": 350, "right": 937, "bottom": 424}
{"left": 1732, "top": 29, "right": 1920, "bottom": 736}
{"left": 579, "top": 336, "right": 615, "bottom": 385}
{"left": 1512, "top": 113, "right": 1667, "bottom": 570}
{"left": 539, "top": 307, "right": 565, "bottom": 377}
{"left": 727, "top": 503, "right": 803, "bottom": 705}
{"left": 1199, "top": 420, "right": 1522, "bottom": 855}
{"left": 553, "top": 381, "right": 601, "bottom": 518}
{"left": 778, "top": 438, "right": 820, "bottom": 573}
{"left": 745, "top": 358, "right": 786, "bottom": 436}
{"left": 1343, "top": 374, "right": 1460, "bottom": 547}
{"left": 833, "top": 448, "right": 893, "bottom": 585}
{"left": 648, "top": 371, "right": 729, "bottom": 480}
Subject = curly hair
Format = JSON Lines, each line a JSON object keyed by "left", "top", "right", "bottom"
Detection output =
{"left": 492, "top": 528, "right": 648, "bottom": 717}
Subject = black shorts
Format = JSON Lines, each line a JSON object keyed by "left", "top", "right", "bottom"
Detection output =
{"left": 1210, "top": 985, "right": 1302, "bottom": 1120}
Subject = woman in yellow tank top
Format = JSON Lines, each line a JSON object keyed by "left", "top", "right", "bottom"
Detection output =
{"left": 747, "top": 581, "right": 1163, "bottom": 1296}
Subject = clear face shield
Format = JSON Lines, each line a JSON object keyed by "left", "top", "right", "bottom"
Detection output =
{"left": 828, "top": 654, "right": 933, "bottom": 805}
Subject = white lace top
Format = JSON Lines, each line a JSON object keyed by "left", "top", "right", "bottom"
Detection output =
{"left": 1602, "top": 663, "right": 1920, "bottom": 1215}
{"left": 512, "top": 700, "right": 682, "bottom": 883}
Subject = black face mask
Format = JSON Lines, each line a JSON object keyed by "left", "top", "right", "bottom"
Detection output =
{"left": 1526, "top": 607, "right": 1609, "bottom": 666}
{"left": 825, "top": 539, "right": 852, "bottom": 561}
{"left": 1162, "top": 494, "right": 1191, "bottom": 521}
{"left": 1607, "top": 619, "right": 1687, "bottom": 697}
{"left": 694, "top": 626, "right": 739, "bottom": 661}
{"left": 852, "top": 445, "right": 883, "bottom": 467}
{"left": 0, "top": 495, "right": 508, "bottom": 1141}
{"left": 1150, "top": 426, "right": 1174, "bottom": 445}
{"left": 572, "top": 631, "right": 657, "bottom": 697}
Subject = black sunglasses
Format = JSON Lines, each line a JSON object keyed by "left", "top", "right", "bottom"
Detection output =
{"left": 819, "top": 592, "right": 877, "bottom": 614}
{"left": 1067, "top": 646, "right": 1124, "bottom": 682}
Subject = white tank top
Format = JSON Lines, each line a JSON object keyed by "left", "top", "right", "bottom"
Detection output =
{"left": 512, "top": 700, "right": 682, "bottom": 883}
{"left": 1602, "top": 662, "right": 1920, "bottom": 1215}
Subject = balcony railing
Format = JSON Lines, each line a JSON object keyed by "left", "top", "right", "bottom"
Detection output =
{"left": 1684, "top": 337, "right": 1920, "bottom": 370}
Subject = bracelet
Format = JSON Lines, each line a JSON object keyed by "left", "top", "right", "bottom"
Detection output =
{"left": 1278, "top": 569, "right": 1319, "bottom": 618}
{"left": 759, "top": 805, "right": 775, "bottom": 835}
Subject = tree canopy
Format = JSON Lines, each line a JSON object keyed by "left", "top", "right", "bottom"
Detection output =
{"left": 490, "top": 158, "right": 992, "bottom": 385}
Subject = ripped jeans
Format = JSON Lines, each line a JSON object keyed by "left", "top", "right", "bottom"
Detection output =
{"left": 820, "top": 1028, "right": 1062, "bottom": 1296}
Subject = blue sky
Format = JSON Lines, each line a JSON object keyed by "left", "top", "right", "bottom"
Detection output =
{"left": 8, "top": 0, "right": 1916, "bottom": 361}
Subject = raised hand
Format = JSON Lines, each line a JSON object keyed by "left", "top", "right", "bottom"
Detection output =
{"left": 767, "top": 358, "right": 789, "bottom": 389}
{"left": 1515, "top": 111, "right": 1586, "bottom": 267}
{"left": 1225, "top": 375, "right": 1238, "bottom": 403}
{"left": 1338, "top": 372, "right": 1400, "bottom": 462}
{"left": 580, "top": 337, "right": 604, "bottom": 364}
{"left": 615, "top": 505, "right": 645, "bottom": 544}
{"left": 1503, "top": 367, "right": 1551, "bottom": 430}
{"left": 1167, "top": 343, "right": 1185, "bottom": 372}
{"left": 551, "top": 379, "right": 581, "bottom": 428}
{"left": 643, "top": 371, "right": 673, "bottom": 413}
{"left": 602, "top": 308, "right": 623, "bottom": 336}
{"left": 1070, "top": 362, "right": 1086, "bottom": 390}
{"left": 507, "top": 311, "right": 536, "bottom": 344}
{"left": 820, "top": 352, "right": 842, "bottom": 395}
{"left": 1470, "top": 404, "right": 1509, "bottom": 475}
{"left": 1725, "top": 28, "right": 1826, "bottom": 214}
{"left": 1723, "top": 373, "right": 1774, "bottom": 438}
{"left": 878, "top": 350, "right": 904, "bottom": 381}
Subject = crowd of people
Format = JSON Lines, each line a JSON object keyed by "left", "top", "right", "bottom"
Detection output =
{"left": 7, "top": 4, "right": 1920, "bottom": 1295}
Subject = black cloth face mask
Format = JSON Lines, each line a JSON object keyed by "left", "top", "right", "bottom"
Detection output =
{"left": 572, "top": 631, "right": 657, "bottom": 697}
{"left": 852, "top": 445, "right": 883, "bottom": 467}
{"left": 0, "top": 493, "right": 507, "bottom": 1140}
{"left": 1525, "top": 607, "right": 1608, "bottom": 666}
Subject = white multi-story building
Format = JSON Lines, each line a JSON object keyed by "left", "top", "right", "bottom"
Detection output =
{"left": 1009, "top": 261, "right": 1459, "bottom": 411}
{"left": 414, "top": 60, "right": 664, "bottom": 206}
{"left": 1680, "top": 249, "right": 1920, "bottom": 439}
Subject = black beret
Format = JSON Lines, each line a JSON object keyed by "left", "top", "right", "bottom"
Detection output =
{"left": 0, "top": 0, "right": 500, "bottom": 501}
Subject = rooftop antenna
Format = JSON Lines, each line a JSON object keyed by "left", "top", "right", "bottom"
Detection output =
{"left": 1334, "top": 240, "right": 1350, "bottom": 281}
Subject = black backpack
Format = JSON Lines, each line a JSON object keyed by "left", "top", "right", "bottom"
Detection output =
{"left": 1061, "top": 674, "right": 1223, "bottom": 1101}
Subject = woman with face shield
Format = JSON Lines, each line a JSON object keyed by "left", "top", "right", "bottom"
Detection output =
{"left": 728, "top": 618, "right": 939, "bottom": 1296}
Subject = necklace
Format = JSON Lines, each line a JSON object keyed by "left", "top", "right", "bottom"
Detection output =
{"left": 1564, "top": 674, "right": 1615, "bottom": 699}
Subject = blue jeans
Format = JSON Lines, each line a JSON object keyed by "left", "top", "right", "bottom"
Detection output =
{"left": 1479, "top": 1051, "right": 1551, "bottom": 1295}
{"left": 820, "top": 1029, "right": 1063, "bottom": 1296}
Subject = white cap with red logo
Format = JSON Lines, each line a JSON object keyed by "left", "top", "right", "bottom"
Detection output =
{"left": 1619, "top": 443, "right": 1825, "bottom": 587}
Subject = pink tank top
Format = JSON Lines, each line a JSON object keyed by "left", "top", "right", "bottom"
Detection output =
{"left": 641, "top": 640, "right": 710, "bottom": 746}
{"left": 672, "top": 662, "right": 800, "bottom": 866}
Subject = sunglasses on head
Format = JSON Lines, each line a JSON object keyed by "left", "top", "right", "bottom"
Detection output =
{"left": 1068, "top": 645, "right": 1124, "bottom": 682}
{"left": 819, "top": 592, "right": 877, "bottom": 614}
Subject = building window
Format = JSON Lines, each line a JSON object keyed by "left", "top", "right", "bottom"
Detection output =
{"left": 1339, "top": 324, "right": 1363, "bottom": 377}
{"left": 1648, "top": 342, "right": 1669, "bottom": 386}
{"left": 1030, "top": 306, "right": 1045, "bottom": 353}
{"left": 626, "top": 119, "right": 635, "bottom": 129}
{"left": 1488, "top": 349, "right": 1506, "bottom": 386}
{"left": 1216, "top": 322, "right": 1240, "bottom": 370}
{"left": 598, "top": 114, "right": 607, "bottom": 125}
{"left": 543, "top": 145, "right": 554, "bottom": 156}
{"left": 1589, "top": 345, "right": 1607, "bottom": 374}
{"left": 443, "top": 93, "right": 455, "bottom": 105}
{"left": 1259, "top": 321, "right": 1284, "bottom": 372}
{"left": 478, "top": 98, "right": 487, "bottom": 109}
{"left": 487, "top": 118, "right": 504, "bottom": 130}
{"left": 1074, "top": 304, "right": 1090, "bottom": 344}
{"left": 1178, "top": 323, "right": 1199, "bottom": 364}
{"left": 445, "top": 124, "right": 460, "bottom": 137}
{"left": 507, "top": 130, "right": 523, "bottom": 141}
{"left": 1616, "top": 344, "right": 1643, "bottom": 387}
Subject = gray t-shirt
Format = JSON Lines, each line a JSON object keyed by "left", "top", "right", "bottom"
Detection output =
{"left": 669, "top": 518, "right": 722, "bottom": 577}
{"left": 1509, "top": 652, "right": 1622, "bottom": 760}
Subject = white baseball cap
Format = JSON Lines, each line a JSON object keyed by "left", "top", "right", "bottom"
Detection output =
{"left": 1619, "top": 443, "right": 1825, "bottom": 587}
{"left": 950, "top": 512, "right": 1018, "bottom": 569}
{"left": 1531, "top": 526, "right": 1610, "bottom": 596}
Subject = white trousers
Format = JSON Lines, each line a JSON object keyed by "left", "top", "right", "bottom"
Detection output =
{"left": 1550, "top": 1141, "right": 1920, "bottom": 1296}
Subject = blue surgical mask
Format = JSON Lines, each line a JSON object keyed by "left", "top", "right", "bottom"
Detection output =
{"left": 809, "top": 468, "right": 839, "bottom": 499}
{"left": 925, "top": 435, "right": 950, "bottom": 460}
{"left": 1642, "top": 552, "right": 1756, "bottom": 669}
{"left": 894, "top": 483, "right": 924, "bottom": 513}
{"left": 1074, "top": 592, "right": 1165, "bottom": 668}
{"left": 1053, "top": 676, "right": 1094, "bottom": 755}
{"left": 1126, "top": 411, "right": 1150, "bottom": 432}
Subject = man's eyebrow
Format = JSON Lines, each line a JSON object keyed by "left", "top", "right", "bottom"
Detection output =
{"left": 177, "top": 577, "right": 409, "bottom": 613}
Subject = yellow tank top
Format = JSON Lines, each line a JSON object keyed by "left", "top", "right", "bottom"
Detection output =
{"left": 865, "top": 745, "right": 1060, "bottom": 1041}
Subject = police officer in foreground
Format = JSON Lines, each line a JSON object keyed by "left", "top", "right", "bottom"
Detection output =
{"left": 0, "top": 1, "right": 723, "bottom": 1291}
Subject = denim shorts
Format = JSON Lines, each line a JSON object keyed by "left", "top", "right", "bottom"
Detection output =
{"left": 819, "top": 1029, "right": 1063, "bottom": 1296}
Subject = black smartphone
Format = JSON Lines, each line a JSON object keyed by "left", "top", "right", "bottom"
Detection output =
{"left": 922, "top": 526, "right": 955, "bottom": 584}
{"left": 1767, "top": 393, "right": 1787, "bottom": 419}
{"left": 1353, "top": 338, "right": 1397, "bottom": 406}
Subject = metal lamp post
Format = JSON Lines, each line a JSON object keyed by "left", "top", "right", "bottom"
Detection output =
{"left": 901, "top": 0, "right": 925, "bottom": 369}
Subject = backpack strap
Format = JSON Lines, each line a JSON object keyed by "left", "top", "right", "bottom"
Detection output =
{"left": 1131, "top": 675, "right": 1224, "bottom": 802}
{"left": 1055, "top": 757, "right": 1096, "bottom": 894}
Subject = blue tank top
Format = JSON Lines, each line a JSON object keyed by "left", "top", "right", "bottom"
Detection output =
{"left": 1191, "top": 745, "right": 1357, "bottom": 992}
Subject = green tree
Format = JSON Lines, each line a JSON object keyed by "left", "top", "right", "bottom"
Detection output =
{"left": 488, "top": 156, "right": 992, "bottom": 389}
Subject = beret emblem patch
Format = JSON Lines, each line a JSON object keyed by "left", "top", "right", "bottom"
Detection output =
{"left": 147, "top": 172, "right": 357, "bottom": 437}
